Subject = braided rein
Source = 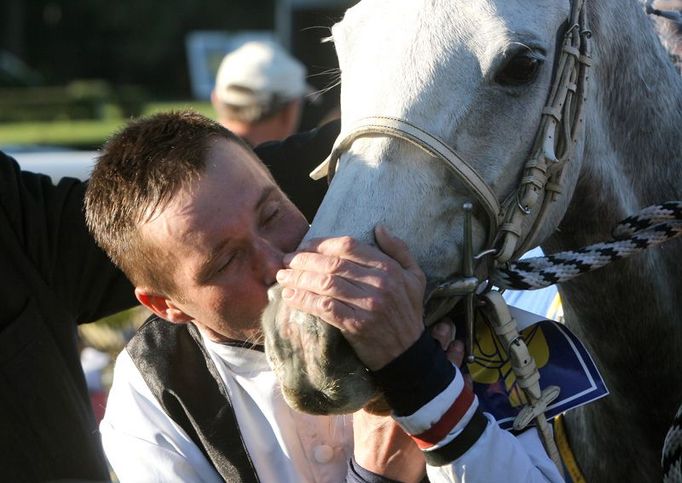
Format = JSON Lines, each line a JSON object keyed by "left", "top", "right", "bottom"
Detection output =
{"left": 493, "top": 201, "right": 682, "bottom": 290}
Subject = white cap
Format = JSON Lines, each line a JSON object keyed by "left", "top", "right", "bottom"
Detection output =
{"left": 214, "top": 40, "right": 309, "bottom": 108}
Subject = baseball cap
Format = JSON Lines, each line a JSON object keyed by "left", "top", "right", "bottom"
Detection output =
{"left": 214, "top": 40, "right": 310, "bottom": 109}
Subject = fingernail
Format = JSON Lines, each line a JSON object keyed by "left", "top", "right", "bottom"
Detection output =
{"left": 282, "top": 288, "right": 295, "bottom": 299}
{"left": 276, "top": 270, "right": 289, "bottom": 283}
{"left": 377, "top": 224, "right": 393, "bottom": 236}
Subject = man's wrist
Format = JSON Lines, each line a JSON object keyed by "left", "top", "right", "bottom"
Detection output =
{"left": 372, "top": 330, "right": 456, "bottom": 416}
{"left": 346, "top": 456, "right": 403, "bottom": 483}
{"left": 371, "top": 330, "right": 487, "bottom": 463}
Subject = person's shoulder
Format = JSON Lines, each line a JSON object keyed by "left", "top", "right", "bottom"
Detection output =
{"left": 0, "top": 148, "right": 86, "bottom": 218}
{"left": 0, "top": 150, "right": 21, "bottom": 192}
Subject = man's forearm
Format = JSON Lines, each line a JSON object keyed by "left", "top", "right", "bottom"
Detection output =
{"left": 372, "top": 331, "right": 564, "bottom": 482}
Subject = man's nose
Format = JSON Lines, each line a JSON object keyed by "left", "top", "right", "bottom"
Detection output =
{"left": 253, "top": 238, "right": 285, "bottom": 286}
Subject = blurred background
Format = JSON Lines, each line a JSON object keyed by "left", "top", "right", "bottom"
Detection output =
{"left": 0, "top": 0, "right": 356, "bottom": 433}
{"left": 1, "top": 0, "right": 679, "bottom": 435}
{"left": 0, "top": 0, "right": 354, "bottom": 152}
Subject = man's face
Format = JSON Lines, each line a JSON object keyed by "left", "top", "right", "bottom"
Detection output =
{"left": 140, "top": 138, "right": 309, "bottom": 342}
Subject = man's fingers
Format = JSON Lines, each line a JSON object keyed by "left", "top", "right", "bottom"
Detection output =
{"left": 430, "top": 320, "right": 465, "bottom": 368}
{"left": 289, "top": 231, "right": 424, "bottom": 292}
{"left": 281, "top": 286, "right": 359, "bottom": 332}
{"left": 446, "top": 339, "right": 466, "bottom": 368}
{"left": 430, "top": 319, "right": 455, "bottom": 351}
{"left": 277, "top": 269, "right": 385, "bottom": 311}
{"left": 295, "top": 235, "right": 395, "bottom": 271}
{"left": 374, "top": 225, "right": 421, "bottom": 274}
{"left": 283, "top": 250, "right": 363, "bottom": 279}
{"left": 277, "top": 254, "right": 396, "bottom": 292}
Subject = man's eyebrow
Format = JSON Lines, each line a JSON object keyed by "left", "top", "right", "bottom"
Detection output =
{"left": 195, "top": 239, "right": 232, "bottom": 283}
{"left": 256, "top": 185, "right": 277, "bottom": 210}
{"left": 194, "top": 186, "right": 277, "bottom": 283}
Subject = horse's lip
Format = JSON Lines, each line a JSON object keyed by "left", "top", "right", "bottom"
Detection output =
{"left": 281, "top": 383, "right": 375, "bottom": 415}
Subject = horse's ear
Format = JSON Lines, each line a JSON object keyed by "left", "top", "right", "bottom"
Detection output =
{"left": 135, "top": 288, "right": 192, "bottom": 324}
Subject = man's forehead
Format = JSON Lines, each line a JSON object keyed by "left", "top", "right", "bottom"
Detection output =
{"left": 208, "top": 136, "right": 265, "bottom": 171}
{"left": 138, "top": 147, "right": 274, "bottom": 245}
{"left": 138, "top": 194, "right": 200, "bottom": 252}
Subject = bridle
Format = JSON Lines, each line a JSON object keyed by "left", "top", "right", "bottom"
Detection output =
{"left": 308, "top": 0, "right": 593, "bottom": 472}
{"left": 310, "top": 0, "right": 593, "bottom": 268}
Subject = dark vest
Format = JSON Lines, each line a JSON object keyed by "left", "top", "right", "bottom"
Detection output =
{"left": 127, "top": 317, "right": 260, "bottom": 483}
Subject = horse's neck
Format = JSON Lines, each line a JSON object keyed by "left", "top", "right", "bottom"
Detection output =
{"left": 550, "top": 0, "right": 682, "bottom": 353}
{"left": 542, "top": 1, "right": 682, "bottom": 479}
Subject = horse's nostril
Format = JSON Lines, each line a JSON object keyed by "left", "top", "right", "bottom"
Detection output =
{"left": 282, "top": 385, "right": 338, "bottom": 415}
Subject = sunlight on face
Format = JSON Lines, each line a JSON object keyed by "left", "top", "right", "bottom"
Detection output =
{"left": 140, "top": 138, "right": 309, "bottom": 342}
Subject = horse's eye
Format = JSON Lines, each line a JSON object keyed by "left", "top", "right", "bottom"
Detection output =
{"left": 495, "top": 54, "right": 543, "bottom": 86}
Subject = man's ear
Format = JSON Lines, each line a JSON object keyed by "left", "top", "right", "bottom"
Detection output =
{"left": 210, "top": 90, "right": 223, "bottom": 111}
{"left": 279, "top": 100, "right": 302, "bottom": 129}
{"left": 135, "top": 287, "right": 192, "bottom": 324}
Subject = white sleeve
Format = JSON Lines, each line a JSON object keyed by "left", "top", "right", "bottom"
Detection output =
{"left": 424, "top": 414, "right": 564, "bottom": 483}
{"left": 100, "top": 350, "right": 222, "bottom": 483}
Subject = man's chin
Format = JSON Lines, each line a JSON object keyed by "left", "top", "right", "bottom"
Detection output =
{"left": 195, "top": 320, "right": 264, "bottom": 346}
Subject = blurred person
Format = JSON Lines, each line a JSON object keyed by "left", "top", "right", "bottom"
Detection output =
{"left": 85, "top": 111, "right": 561, "bottom": 483}
{"left": 211, "top": 40, "right": 310, "bottom": 146}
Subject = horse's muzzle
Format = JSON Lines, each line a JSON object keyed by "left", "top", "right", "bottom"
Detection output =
{"left": 261, "top": 285, "right": 379, "bottom": 414}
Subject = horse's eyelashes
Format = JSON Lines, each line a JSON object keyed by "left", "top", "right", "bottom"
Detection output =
{"left": 495, "top": 54, "right": 544, "bottom": 87}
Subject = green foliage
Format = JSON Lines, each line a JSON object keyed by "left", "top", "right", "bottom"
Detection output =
{"left": 0, "top": 101, "right": 213, "bottom": 148}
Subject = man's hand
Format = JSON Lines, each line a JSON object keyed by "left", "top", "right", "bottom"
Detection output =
{"left": 276, "top": 225, "right": 426, "bottom": 370}
{"left": 430, "top": 318, "right": 465, "bottom": 367}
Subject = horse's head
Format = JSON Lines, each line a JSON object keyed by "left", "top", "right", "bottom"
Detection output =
{"left": 263, "top": 0, "right": 590, "bottom": 414}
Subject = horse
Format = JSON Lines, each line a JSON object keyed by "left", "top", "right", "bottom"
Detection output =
{"left": 261, "top": 0, "right": 682, "bottom": 481}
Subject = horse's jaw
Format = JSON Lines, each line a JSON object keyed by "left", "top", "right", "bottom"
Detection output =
{"left": 261, "top": 146, "right": 490, "bottom": 414}
{"left": 261, "top": 285, "right": 378, "bottom": 414}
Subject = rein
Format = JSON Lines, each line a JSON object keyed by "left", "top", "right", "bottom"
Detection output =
{"left": 494, "top": 201, "right": 682, "bottom": 289}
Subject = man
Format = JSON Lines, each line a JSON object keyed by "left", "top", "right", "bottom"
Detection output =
{"left": 0, "top": 115, "right": 337, "bottom": 481}
{"left": 0, "top": 151, "right": 137, "bottom": 481}
{"left": 85, "top": 111, "right": 563, "bottom": 482}
{"left": 211, "top": 40, "right": 309, "bottom": 146}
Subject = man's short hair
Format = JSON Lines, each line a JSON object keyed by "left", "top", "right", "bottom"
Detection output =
{"left": 214, "top": 40, "right": 309, "bottom": 123}
{"left": 85, "top": 110, "right": 247, "bottom": 296}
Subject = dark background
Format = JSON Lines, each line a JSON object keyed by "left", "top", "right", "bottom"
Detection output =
{"left": 0, "top": 0, "right": 349, "bottom": 128}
